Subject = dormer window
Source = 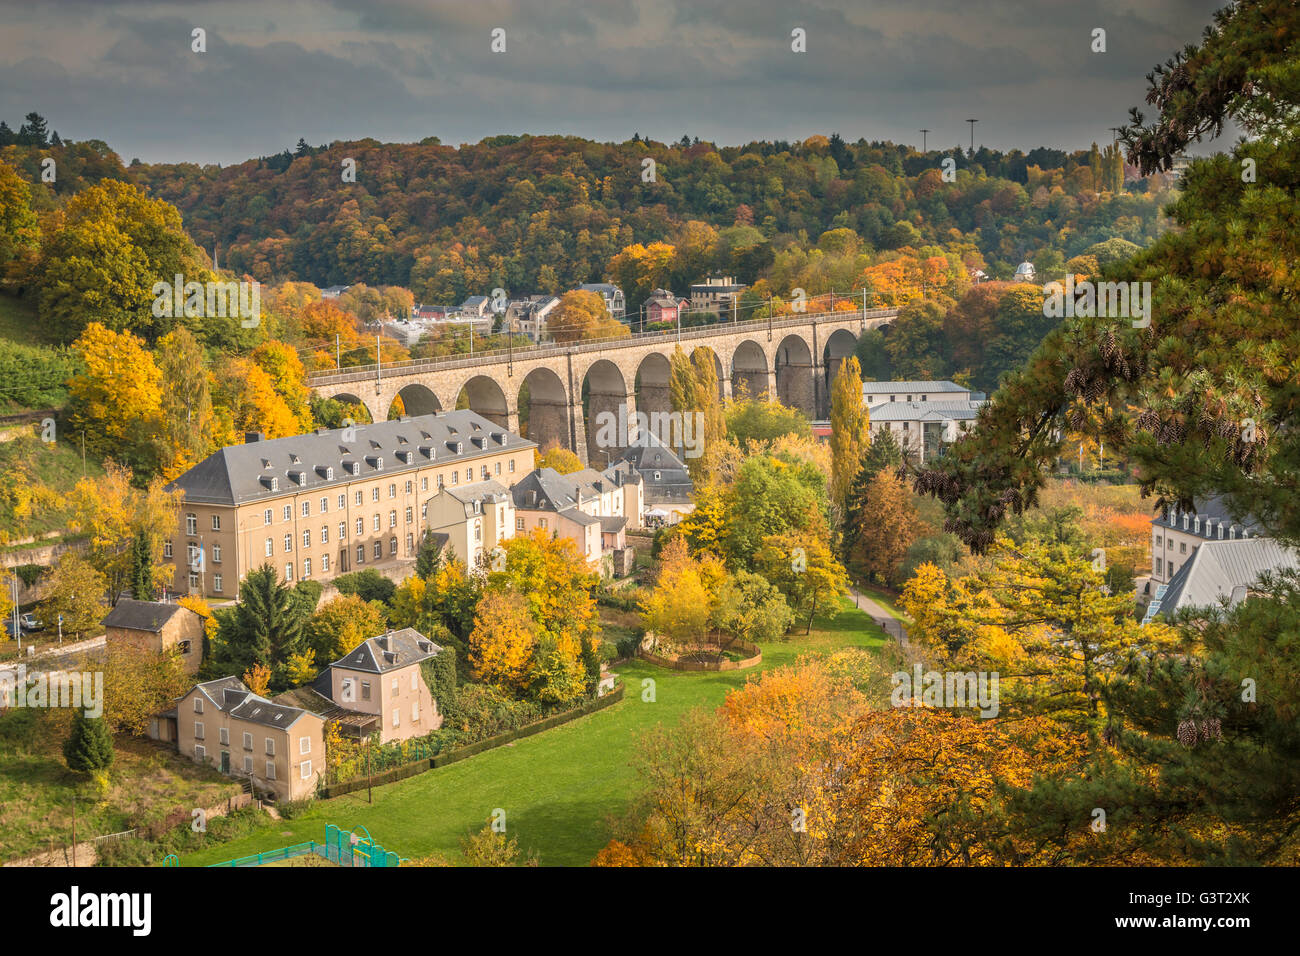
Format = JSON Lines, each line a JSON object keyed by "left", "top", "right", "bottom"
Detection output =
{"left": 325, "top": 466, "right": 334, "bottom": 480}
{"left": 266, "top": 476, "right": 279, "bottom": 492}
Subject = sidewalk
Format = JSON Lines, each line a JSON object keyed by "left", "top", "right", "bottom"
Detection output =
{"left": 850, "top": 587, "right": 910, "bottom": 647}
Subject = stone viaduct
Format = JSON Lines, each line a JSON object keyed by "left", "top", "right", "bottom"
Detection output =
{"left": 308, "top": 308, "right": 899, "bottom": 467}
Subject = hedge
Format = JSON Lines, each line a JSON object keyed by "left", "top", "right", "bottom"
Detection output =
{"left": 318, "top": 684, "right": 625, "bottom": 799}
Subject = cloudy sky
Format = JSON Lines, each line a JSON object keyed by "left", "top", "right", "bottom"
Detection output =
{"left": 0, "top": 0, "right": 1232, "bottom": 165}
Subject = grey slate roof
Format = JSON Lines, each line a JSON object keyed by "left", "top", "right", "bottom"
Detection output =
{"left": 862, "top": 380, "right": 970, "bottom": 396}
{"left": 1155, "top": 495, "right": 1264, "bottom": 541}
{"left": 868, "top": 400, "right": 983, "bottom": 423}
{"left": 102, "top": 598, "right": 193, "bottom": 632}
{"left": 1156, "top": 538, "right": 1300, "bottom": 616}
{"left": 184, "top": 676, "right": 313, "bottom": 729}
{"left": 167, "top": 410, "right": 534, "bottom": 507}
{"left": 330, "top": 628, "right": 442, "bottom": 674}
{"left": 609, "top": 430, "right": 693, "bottom": 503}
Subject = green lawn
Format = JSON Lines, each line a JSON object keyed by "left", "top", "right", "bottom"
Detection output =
{"left": 180, "top": 597, "right": 888, "bottom": 868}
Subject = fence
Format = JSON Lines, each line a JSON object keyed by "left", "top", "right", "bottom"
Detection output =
{"left": 319, "top": 684, "right": 625, "bottom": 799}
{"left": 208, "top": 824, "right": 404, "bottom": 867}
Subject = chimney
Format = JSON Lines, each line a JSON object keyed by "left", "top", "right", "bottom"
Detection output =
{"left": 245, "top": 431, "right": 265, "bottom": 443}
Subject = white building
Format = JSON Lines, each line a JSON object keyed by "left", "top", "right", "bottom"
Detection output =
{"left": 861, "top": 380, "right": 972, "bottom": 408}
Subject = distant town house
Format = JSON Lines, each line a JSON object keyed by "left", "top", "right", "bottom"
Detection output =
{"left": 579, "top": 283, "right": 626, "bottom": 321}
{"left": 102, "top": 599, "right": 205, "bottom": 674}
{"left": 643, "top": 289, "right": 688, "bottom": 326}
{"left": 689, "top": 276, "right": 747, "bottom": 316}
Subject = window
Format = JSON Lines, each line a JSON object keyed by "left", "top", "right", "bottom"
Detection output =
{"left": 322, "top": 554, "right": 330, "bottom": 573}
{"left": 194, "top": 721, "right": 204, "bottom": 740}
{"left": 300, "top": 736, "right": 311, "bottom": 755}
{"left": 283, "top": 505, "right": 292, "bottom": 521}
{"left": 186, "top": 513, "right": 197, "bottom": 535}
{"left": 284, "top": 562, "right": 293, "bottom": 581}
{"left": 243, "top": 756, "right": 252, "bottom": 773}
{"left": 301, "top": 501, "right": 310, "bottom": 518}
{"left": 213, "top": 575, "right": 223, "bottom": 593}
{"left": 390, "top": 537, "right": 398, "bottom": 555}
{"left": 320, "top": 497, "right": 330, "bottom": 513}
{"left": 1155, "top": 535, "right": 1162, "bottom": 546}
{"left": 372, "top": 487, "right": 380, "bottom": 502}
{"left": 194, "top": 697, "right": 204, "bottom": 714}
{"left": 373, "top": 514, "right": 381, "bottom": 532}
{"left": 412, "top": 672, "right": 418, "bottom": 691}
{"left": 392, "top": 709, "right": 400, "bottom": 727}
{"left": 264, "top": 509, "right": 273, "bottom": 525}
{"left": 355, "top": 490, "right": 363, "bottom": 506}
{"left": 265, "top": 738, "right": 275, "bottom": 756}
{"left": 300, "top": 760, "right": 312, "bottom": 780}
{"left": 302, "top": 529, "right": 312, "bottom": 549}
{"left": 266, "top": 760, "right": 276, "bottom": 780}
{"left": 212, "top": 544, "right": 222, "bottom": 564}
{"left": 284, "top": 533, "right": 293, "bottom": 552}
{"left": 412, "top": 700, "right": 419, "bottom": 722}
{"left": 338, "top": 494, "right": 346, "bottom": 510}
{"left": 495, "top": 462, "right": 501, "bottom": 475}
{"left": 405, "top": 481, "right": 413, "bottom": 494}
{"left": 421, "top": 503, "right": 427, "bottom": 518}
{"left": 406, "top": 532, "right": 414, "bottom": 552}
{"left": 474, "top": 521, "right": 482, "bottom": 543}
{"left": 437, "top": 474, "right": 444, "bottom": 488}
{"left": 361, "top": 681, "right": 371, "bottom": 701}
{"left": 405, "top": 507, "right": 413, "bottom": 524}
{"left": 219, "top": 727, "right": 229, "bottom": 745}
{"left": 516, "top": 517, "right": 525, "bottom": 530}
{"left": 466, "top": 468, "right": 472, "bottom": 481}
{"left": 374, "top": 541, "right": 383, "bottom": 559}
{"left": 1180, "top": 542, "right": 1187, "bottom": 554}
{"left": 243, "top": 732, "right": 252, "bottom": 750}
{"left": 303, "top": 558, "right": 311, "bottom": 577}
{"left": 321, "top": 526, "right": 329, "bottom": 544}
{"left": 392, "top": 676, "right": 399, "bottom": 694}
{"left": 188, "top": 571, "right": 199, "bottom": 589}
{"left": 356, "top": 518, "right": 364, "bottom": 536}
{"left": 339, "top": 521, "right": 347, "bottom": 540}
{"left": 164, "top": 541, "right": 173, "bottom": 558}
{"left": 194, "top": 745, "right": 205, "bottom": 760}
{"left": 211, "top": 514, "right": 221, "bottom": 531}
{"left": 451, "top": 471, "right": 459, "bottom": 486}
{"left": 389, "top": 483, "right": 397, "bottom": 498}
{"left": 539, "top": 517, "right": 548, "bottom": 530}
{"left": 1155, "top": 557, "right": 1163, "bottom": 575}
{"left": 389, "top": 510, "right": 397, "bottom": 528}
{"left": 421, "top": 477, "right": 429, "bottom": 491}
{"left": 356, "top": 545, "right": 365, "bottom": 564}
{"left": 509, "top": 459, "right": 516, "bottom": 473}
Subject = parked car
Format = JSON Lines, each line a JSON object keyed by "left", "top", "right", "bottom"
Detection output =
{"left": 3, "top": 619, "right": 20, "bottom": 639}
{"left": 19, "top": 613, "right": 43, "bottom": 632}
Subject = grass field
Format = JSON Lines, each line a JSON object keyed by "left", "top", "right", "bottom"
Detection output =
{"left": 181, "top": 597, "right": 891, "bottom": 868}
{"left": 0, "top": 721, "right": 242, "bottom": 863}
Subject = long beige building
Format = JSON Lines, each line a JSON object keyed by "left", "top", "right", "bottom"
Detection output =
{"left": 165, "top": 411, "right": 537, "bottom": 599}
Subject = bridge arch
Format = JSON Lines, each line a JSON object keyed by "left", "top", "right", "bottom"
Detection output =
{"left": 635, "top": 352, "right": 672, "bottom": 424}
{"left": 583, "top": 359, "right": 630, "bottom": 468}
{"left": 823, "top": 328, "right": 860, "bottom": 411}
{"left": 455, "top": 375, "right": 511, "bottom": 430}
{"left": 730, "top": 339, "right": 770, "bottom": 401}
{"left": 390, "top": 383, "right": 442, "bottom": 419}
{"left": 328, "top": 392, "right": 376, "bottom": 424}
{"left": 775, "top": 334, "right": 815, "bottom": 417}
{"left": 518, "top": 367, "right": 570, "bottom": 454}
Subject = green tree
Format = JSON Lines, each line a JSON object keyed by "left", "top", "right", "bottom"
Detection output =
{"left": 211, "top": 565, "right": 310, "bottom": 690}
{"left": 38, "top": 553, "right": 107, "bottom": 639}
{"left": 35, "top": 179, "right": 213, "bottom": 343}
{"left": 63, "top": 710, "right": 114, "bottom": 772}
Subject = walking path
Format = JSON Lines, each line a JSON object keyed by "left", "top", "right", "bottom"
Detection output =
{"left": 849, "top": 587, "right": 910, "bottom": 647}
